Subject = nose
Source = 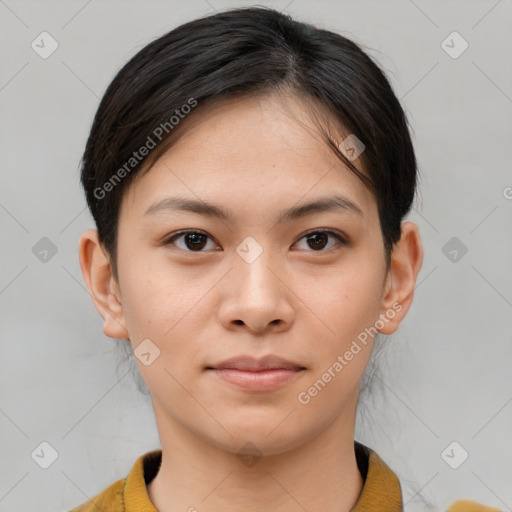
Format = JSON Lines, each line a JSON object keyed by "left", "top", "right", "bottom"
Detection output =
{"left": 217, "top": 241, "right": 295, "bottom": 334}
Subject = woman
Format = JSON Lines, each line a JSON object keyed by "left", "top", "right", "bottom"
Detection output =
{"left": 72, "top": 6, "right": 499, "bottom": 511}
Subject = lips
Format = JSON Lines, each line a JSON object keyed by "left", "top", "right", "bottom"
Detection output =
{"left": 206, "top": 354, "right": 306, "bottom": 372}
{"left": 206, "top": 355, "right": 306, "bottom": 391}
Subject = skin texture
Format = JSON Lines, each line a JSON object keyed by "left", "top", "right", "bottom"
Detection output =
{"left": 79, "top": 92, "right": 423, "bottom": 512}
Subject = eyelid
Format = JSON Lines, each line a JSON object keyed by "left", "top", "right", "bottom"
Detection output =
{"left": 299, "top": 228, "right": 348, "bottom": 244}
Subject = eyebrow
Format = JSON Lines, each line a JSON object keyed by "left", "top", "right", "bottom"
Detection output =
{"left": 143, "top": 194, "right": 364, "bottom": 222}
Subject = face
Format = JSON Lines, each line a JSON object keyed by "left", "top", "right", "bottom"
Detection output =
{"left": 106, "top": 93, "right": 397, "bottom": 456}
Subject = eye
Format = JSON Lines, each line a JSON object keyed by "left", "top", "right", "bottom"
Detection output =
{"left": 163, "top": 229, "right": 347, "bottom": 253}
{"left": 294, "top": 229, "right": 347, "bottom": 252}
{"left": 164, "top": 230, "right": 219, "bottom": 252}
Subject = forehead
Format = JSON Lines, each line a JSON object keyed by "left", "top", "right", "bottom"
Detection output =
{"left": 120, "top": 93, "right": 377, "bottom": 226}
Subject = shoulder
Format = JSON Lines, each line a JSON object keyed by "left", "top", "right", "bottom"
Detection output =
{"left": 67, "top": 449, "right": 162, "bottom": 512}
{"left": 68, "top": 477, "right": 126, "bottom": 512}
{"left": 447, "top": 500, "right": 503, "bottom": 511}
{"left": 353, "top": 441, "right": 403, "bottom": 511}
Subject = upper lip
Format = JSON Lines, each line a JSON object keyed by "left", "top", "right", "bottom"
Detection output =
{"left": 207, "top": 355, "right": 306, "bottom": 371}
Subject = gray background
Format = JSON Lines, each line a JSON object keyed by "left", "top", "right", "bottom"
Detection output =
{"left": 1, "top": 0, "right": 511, "bottom": 511}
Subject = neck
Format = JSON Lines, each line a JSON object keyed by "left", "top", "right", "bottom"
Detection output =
{"left": 147, "top": 400, "right": 364, "bottom": 512}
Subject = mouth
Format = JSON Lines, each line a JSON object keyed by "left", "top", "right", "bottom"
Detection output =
{"left": 206, "top": 354, "right": 306, "bottom": 371}
{"left": 205, "top": 354, "right": 306, "bottom": 391}
{"left": 206, "top": 367, "right": 306, "bottom": 391}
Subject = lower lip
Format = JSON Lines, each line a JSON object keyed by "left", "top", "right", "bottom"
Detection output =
{"left": 208, "top": 368, "right": 304, "bottom": 391}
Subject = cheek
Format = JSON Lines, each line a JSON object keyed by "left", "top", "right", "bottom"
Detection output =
{"left": 117, "top": 258, "right": 210, "bottom": 378}
{"left": 296, "top": 255, "right": 383, "bottom": 344}
{"left": 119, "top": 273, "right": 168, "bottom": 341}
{"left": 118, "top": 250, "right": 198, "bottom": 339}
{"left": 118, "top": 269, "right": 202, "bottom": 394}
{"left": 293, "top": 266, "right": 381, "bottom": 416}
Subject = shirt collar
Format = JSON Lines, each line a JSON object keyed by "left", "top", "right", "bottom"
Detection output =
{"left": 123, "top": 441, "right": 403, "bottom": 511}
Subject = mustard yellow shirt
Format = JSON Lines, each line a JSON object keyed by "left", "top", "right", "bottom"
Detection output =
{"left": 68, "top": 441, "right": 500, "bottom": 511}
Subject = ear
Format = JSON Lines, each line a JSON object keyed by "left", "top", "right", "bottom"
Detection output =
{"left": 78, "top": 229, "right": 129, "bottom": 340}
{"left": 378, "top": 221, "right": 423, "bottom": 335}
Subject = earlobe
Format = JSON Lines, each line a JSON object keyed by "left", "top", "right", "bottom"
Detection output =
{"left": 78, "top": 229, "right": 129, "bottom": 340}
{"left": 377, "top": 221, "right": 423, "bottom": 335}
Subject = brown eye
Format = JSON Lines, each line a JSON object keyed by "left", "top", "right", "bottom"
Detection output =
{"left": 165, "top": 231, "right": 218, "bottom": 252}
{"left": 294, "top": 230, "right": 346, "bottom": 252}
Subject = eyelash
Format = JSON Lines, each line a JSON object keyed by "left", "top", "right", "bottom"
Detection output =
{"left": 162, "top": 229, "right": 348, "bottom": 253}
